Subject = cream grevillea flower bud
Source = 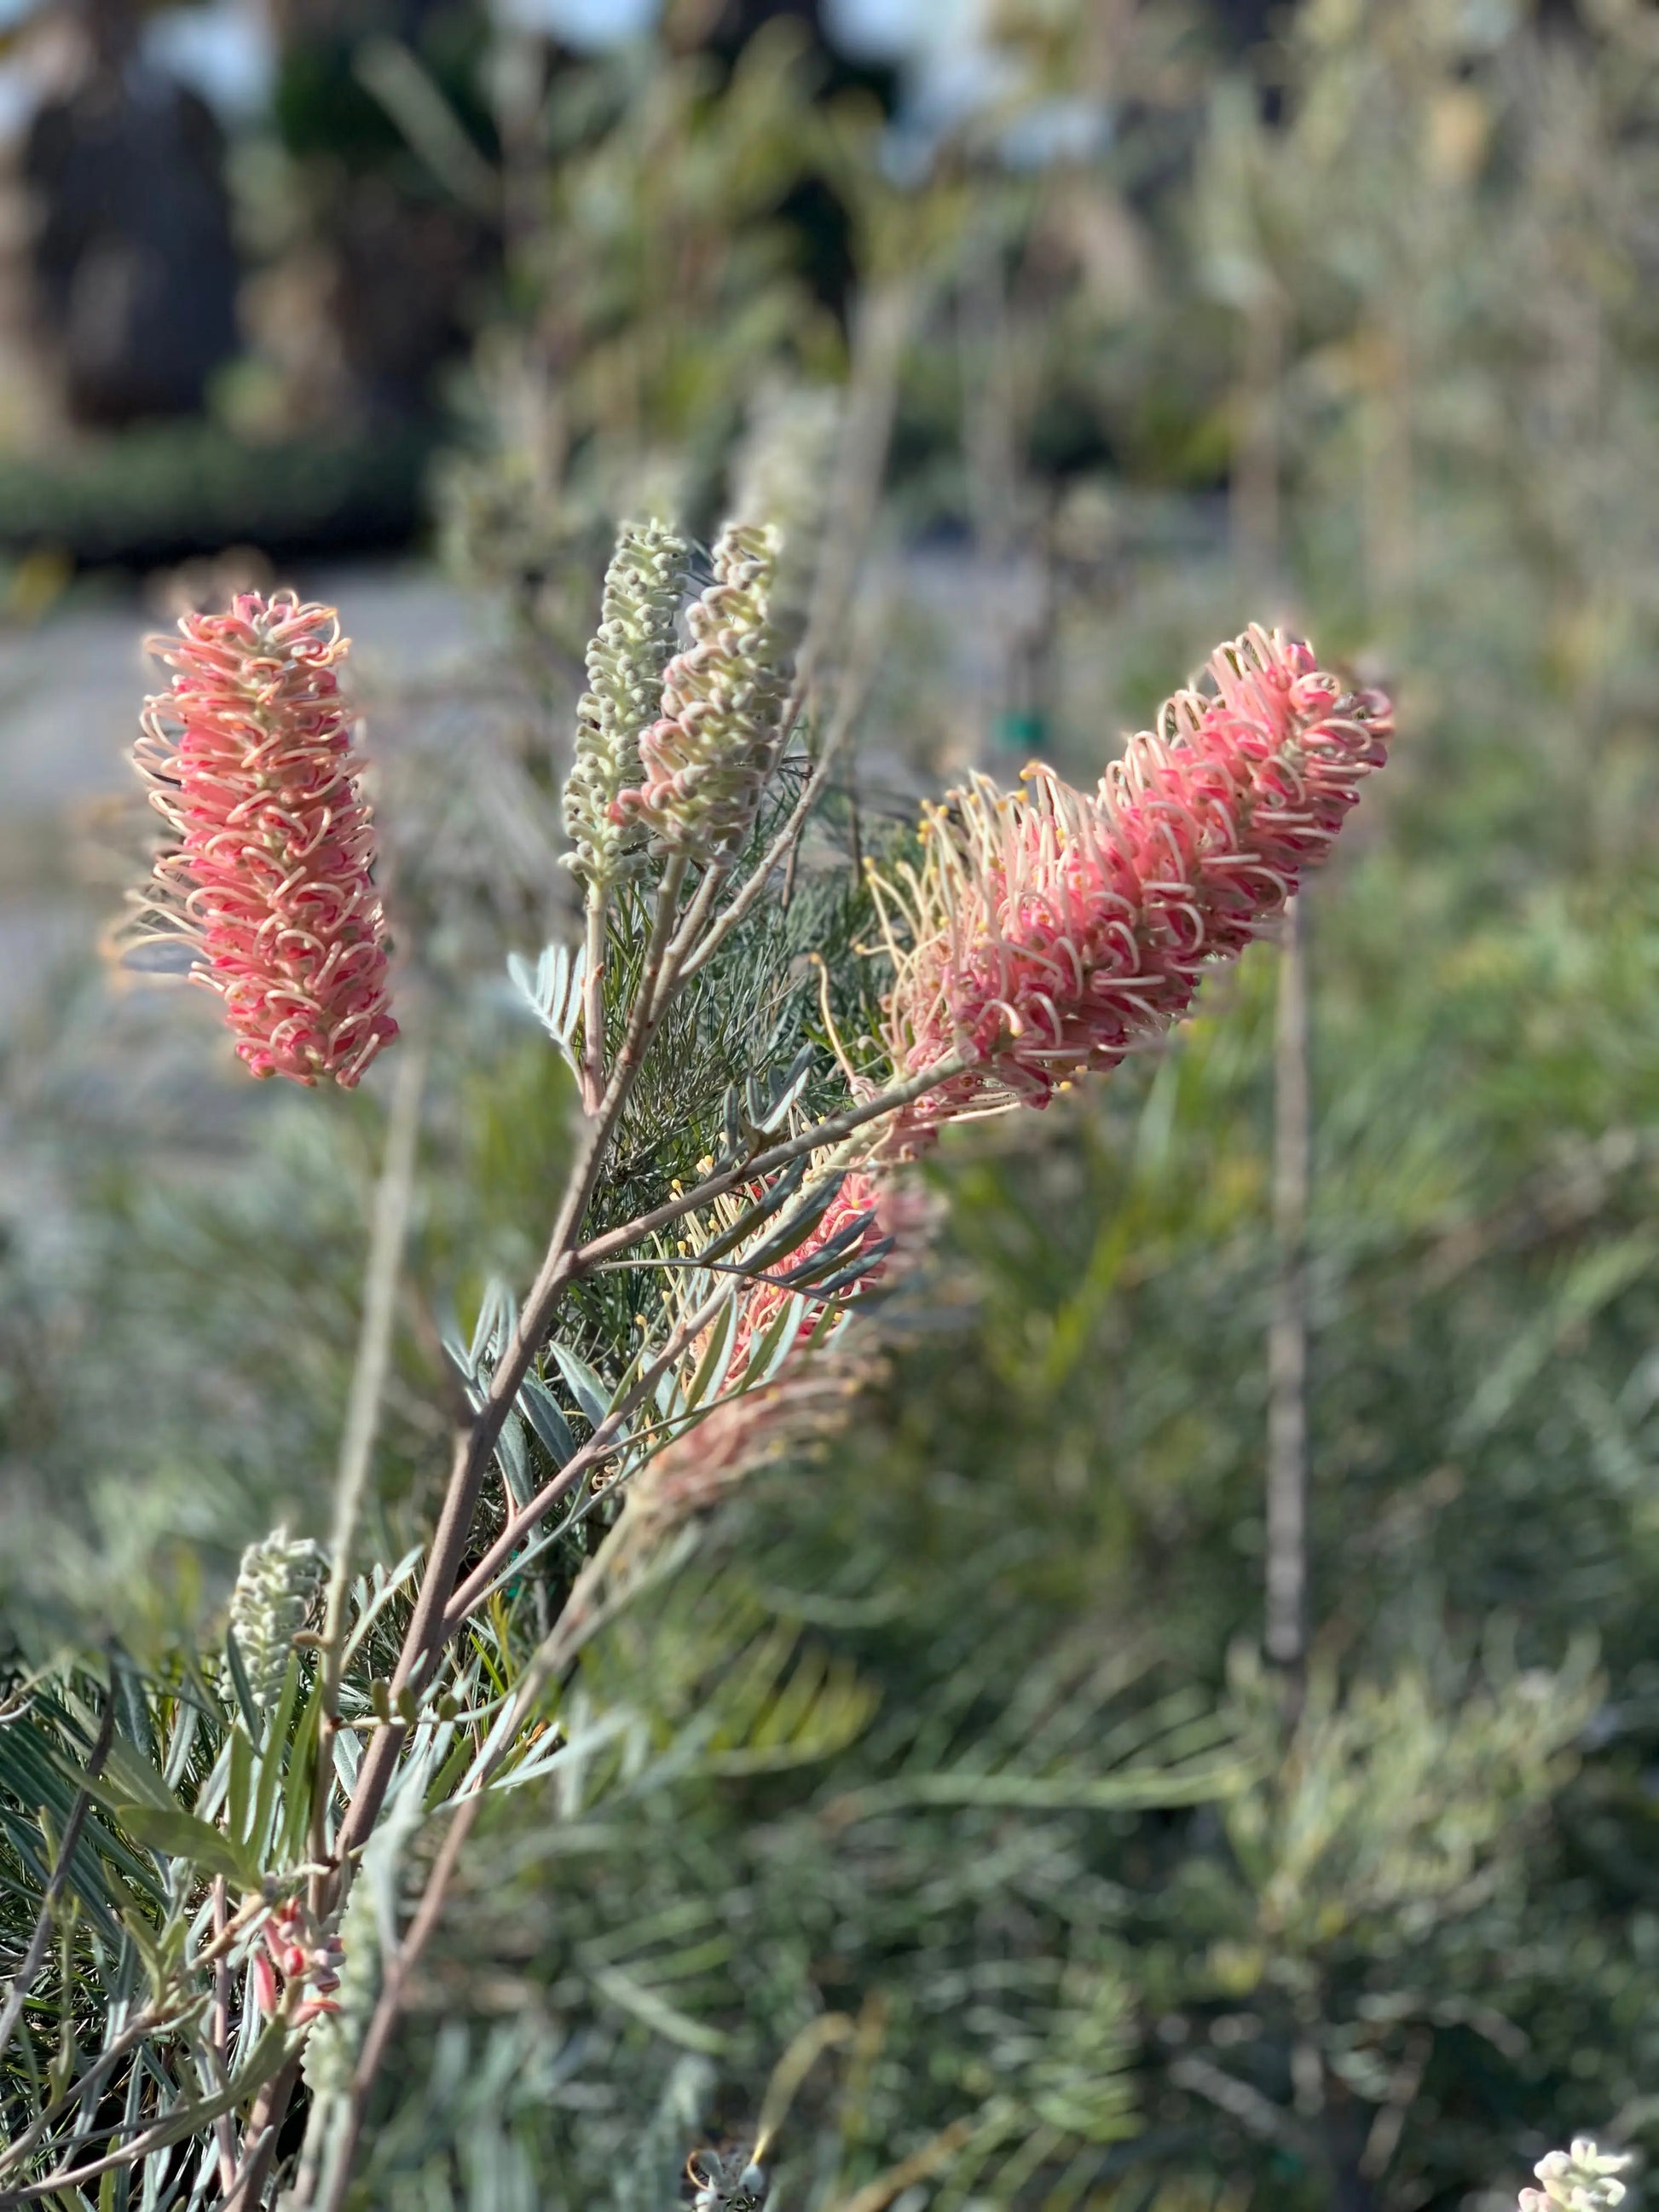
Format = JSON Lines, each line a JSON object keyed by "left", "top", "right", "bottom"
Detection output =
{"left": 1521, "top": 2142, "right": 1631, "bottom": 2212}
{"left": 130, "top": 592, "right": 396, "bottom": 1088}
{"left": 562, "top": 520, "right": 693, "bottom": 888}
{"left": 227, "top": 1526, "right": 326, "bottom": 1708}
{"left": 874, "top": 625, "right": 1391, "bottom": 1129}
{"left": 610, "top": 523, "right": 790, "bottom": 861}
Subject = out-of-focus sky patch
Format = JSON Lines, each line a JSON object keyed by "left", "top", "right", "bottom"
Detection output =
{"left": 0, "top": 0, "right": 282, "bottom": 130}
{"left": 145, "top": 1, "right": 276, "bottom": 117}
{"left": 491, "top": 0, "right": 1016, "bottom": 173}
{"left": 492, "top": 0, "right": 660, "bottom": 43}
{"left": 823, "top": 0, "right": 948, "bottom": 57}
{"left": 0, "top": 61, "right": 30, "bottom": 140}
{"left": 505, "top": 0, "right": 990, "bottom": 72}
{"left": 511, "top": 0, "right": 974, "bottom": 47}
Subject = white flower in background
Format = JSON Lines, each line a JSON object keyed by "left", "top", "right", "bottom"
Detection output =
{"left": 1521, "top": 2140, "right": 1633, "bottom": 2212}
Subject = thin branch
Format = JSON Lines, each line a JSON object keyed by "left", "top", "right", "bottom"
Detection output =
{"left": 439, "top": 1266, "right": 749, "bottom": 1632}
{"left": 313, "top": 1794, "right": 484, "bottom": 2212}
{"left": 332, "top": 290, "right": 911, "bottom": 1881}
{"left": 314, "top": 313, "right": 926, "bottom": 2159}
{"left": 658, "top": 858, "right": 731, "bottom": 1001}
{"left": 312, "top": 1041, "right": 428, "bottom": 1890}
{"left": 223, "top": 2054, "right": 302, "bottom": 2212}
{"left": 434, "top": 1054, "right": 969, "bottom": 1637}
{"left": 617, "top": 855, "right": 687, "bottom": 1066}
{"left": 1265, "top": 894, "right": 1310, "bottom": 1695}
{"left": 211, "top": 1879, "right": 236, "bottom": 2197}
{"left": 580, "top": 883, "right": 608, "bottom": 1114}
{"left": 573, "top": 1053, "right": 969, "bottom": 1275}
{"left": 334, "top": 864, "right": 688, "bottom": 1863}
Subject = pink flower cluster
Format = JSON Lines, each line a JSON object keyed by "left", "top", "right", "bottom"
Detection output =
{"left": 728, "top": 1169, "right": 887, "bottom": 1376}
{"left": 876, "top": 626, "right": 1391, "bottom": 1126}
{"left": 634, "top": 1167, "right": 905, "bottom": 1540}
{"left": 131, "top": 592, "right": 397, "bottom": 1088}
{"left": 251, "top": 1896, "right": 343, "bottom": 2028}
{"left": 630, "top": 1344, "right": 882, "bottom": 1539}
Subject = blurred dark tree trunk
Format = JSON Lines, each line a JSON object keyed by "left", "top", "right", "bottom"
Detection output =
{"left": 24, "top": 0, "right": 240, "bottom": 427}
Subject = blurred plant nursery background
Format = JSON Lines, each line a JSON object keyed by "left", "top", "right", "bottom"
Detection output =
{"left": 3, "top": 0, "right": 1659, "bottom": 2206}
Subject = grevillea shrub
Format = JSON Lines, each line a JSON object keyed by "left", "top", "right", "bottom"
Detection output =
{"left": 128, "top": 590, "right": 397, "bottom": 1088}
{"left": 3, "top": 522, "right": 1390, "bottom": 2212}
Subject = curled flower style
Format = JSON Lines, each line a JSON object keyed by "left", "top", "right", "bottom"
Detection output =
{"left": 562, "top": 519, "right": 693, "bottom": 888}
{"left": 874, "top": 626, "right": 1391, "bottom": 1129}
{"left": 610, "top": 522, "right": 790, "bottom": 861}
{"left": 128, "top": 592, "right": 397, "bottom": 1087}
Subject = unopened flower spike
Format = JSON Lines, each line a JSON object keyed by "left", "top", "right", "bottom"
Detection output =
{"left": 876, "top": 624, "right": 1392, "bottom": 1133}
{"left": 227, "top": 1526, "right": 327, "bottom": 1709}
{"left": 611, "top": 521, "right": 791, "bottom": 862}
{"left": 301, "top": 1873, "right": 379, "bottom": 2095}
{"left": 127, "top": 591, "right": 397, "bottom": 1088}
{"left": 562, "top": 518, "right": 694, "bottom": 888}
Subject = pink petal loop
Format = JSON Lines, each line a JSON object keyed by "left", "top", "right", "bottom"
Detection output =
{"left": 131, "top": 591, "right": 397, "bottom": 1089}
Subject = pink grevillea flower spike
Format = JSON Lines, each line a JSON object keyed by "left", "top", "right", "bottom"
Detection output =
{"left": 874, "top": 625, "right": 1391, "bottom": 1131}
{"left": 127, "top": 591, "right": 397, "bottom": 1088}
